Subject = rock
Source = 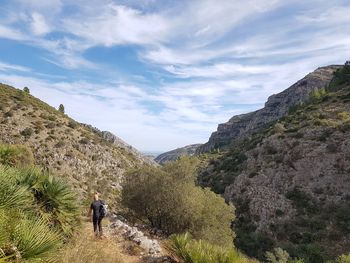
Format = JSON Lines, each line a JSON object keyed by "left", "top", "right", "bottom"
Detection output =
{"left": 106, "top": 219, "right": 162, "bottom": 256}
{"left": 155, "top": 144, "right": 202, "bottom": 164}
{"left": 197, "top": 65, "right": 341, "bottom": 153}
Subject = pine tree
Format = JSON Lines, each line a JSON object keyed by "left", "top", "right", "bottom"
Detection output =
{"left": 23, "top": 87, "right": 30, "bottom": 94}
{"left": 58, "top": 104, "right": 65, "bottom": 114}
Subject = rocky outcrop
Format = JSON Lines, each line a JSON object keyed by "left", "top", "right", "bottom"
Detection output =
{"left": 83, "top": 124, "right": 157, "bottom": 166}
{"left": 197, "top": 65, "right": 341, "bottom": 153}
{"left": 108, "top": 219, "right": 162, "bottom": 256}
{"left": 199, "top": 64, "right": 350, "bottom": 260}
{"left": 155, "top": 144, "right": 202, "bottom": 164}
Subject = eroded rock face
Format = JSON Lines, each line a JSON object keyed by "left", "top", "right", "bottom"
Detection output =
{"left": 155, "top": 144, "right": 202, "bottom": 164}
{"left": 197, "top": 65, "right": 341, "bottom": 153}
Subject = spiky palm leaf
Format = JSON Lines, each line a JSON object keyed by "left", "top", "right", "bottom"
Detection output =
{"left": 37, "top": 175, "right": 80, "bottom": 234}
{"left": 0, "top": 166, "right": 34, "bottom": 210}
{"left": 13, "top": 214, "right": 62, "bottom": 261}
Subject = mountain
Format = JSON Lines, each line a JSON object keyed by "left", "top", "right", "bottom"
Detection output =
{"left": 199, "top": 63, "right": 350, "bottom": 261}
{"left": 155, "top": 144, "right": 202, "bottom": 164}
{"left": 197, "top": 65, "right": 342, "bottom": 153}
{"left": 0, "top": 83, "right": 152, "bottom": 205}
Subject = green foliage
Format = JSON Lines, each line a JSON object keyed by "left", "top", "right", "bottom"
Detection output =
{"left": 20, "top": 127, "right": 33, "bottom": 139}
{"left": 294, "top": 244, "right": 326, "bottom": 263}
{"left": 0, "top": 144, "right": 34, "bottom": 167}
{"left": 167, "top": 233, "right": 255, "bottom": 263}
{"left": 310, "top": 88, "right": 327, "bottom": 101}
{"left": 332, "top": 253, "right": 350, "bottom": 263}
{"left": 266, "top": 248, "right": 289, "bottom": 263}
{"left": 327, "top": 62, "right": 350, "bottom": 92}
{"left": 0, "top": 144, "right": 80, "bottom": 262}
{"left": 58, "top": 104, "right": 65, "bottom": 114}
{"left": 23, "top": 87, "right": 30, "bottom": 94}
{"left": 121, "top": 157, "right": 235, "bottom": 246}
{"left": 13, "top": 213, "right": 62, "bottom": 261}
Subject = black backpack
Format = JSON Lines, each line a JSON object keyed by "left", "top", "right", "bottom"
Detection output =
{"left": 99, "top": 201, "right": 108, "bottom": 218}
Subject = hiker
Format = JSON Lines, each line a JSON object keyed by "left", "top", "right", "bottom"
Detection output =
{"left": 88, "top": 192, "right": 107, "bottom": 237}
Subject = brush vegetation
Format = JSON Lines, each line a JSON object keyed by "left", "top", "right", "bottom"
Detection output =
{"left": 121, "top": 156, "right": 235, "bottom": 247}
{"left": 0, "top": 144, "right": 80, "bottom": 262}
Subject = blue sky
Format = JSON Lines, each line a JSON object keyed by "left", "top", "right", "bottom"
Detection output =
{"left": 0, "top": 0, "right": 349, "bottom": 152}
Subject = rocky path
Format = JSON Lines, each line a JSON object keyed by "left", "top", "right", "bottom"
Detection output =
{"left": 101, "top": 216, "right": 174, "bottom": 263}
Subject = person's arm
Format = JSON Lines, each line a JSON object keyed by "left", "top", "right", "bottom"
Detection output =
{"left": 88, "top": 203, "right": 93, "bottom": 222}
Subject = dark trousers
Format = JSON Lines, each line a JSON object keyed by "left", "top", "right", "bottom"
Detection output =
{"left": 93, "top": 217, "right": 103, "bottom": 236}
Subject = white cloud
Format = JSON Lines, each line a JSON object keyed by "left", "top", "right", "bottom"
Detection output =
{"left": 30, "top": 12, "right": 51, "bottom": 35}
{"left": 62, "top": 4, "right": 169, "bottom": 46}
{"left": 0, "top": 61, "right": 31, "bottom": 72}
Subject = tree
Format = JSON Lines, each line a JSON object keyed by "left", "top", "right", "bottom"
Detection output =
{"left": 121, "top": 157, "right": 235, "bottom": 246}
{"left": 23, "top": 87, "right": 30, "bottom": 94}
{"left": 58, "top": 104, "right": 65, "bottom": 114}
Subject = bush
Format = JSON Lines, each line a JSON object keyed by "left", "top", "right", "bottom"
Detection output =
{"left": 0, "top": 162, "right": 80, "bottom": 262}
{"left": 0, "top": 144, "right": 34, "bottom": 167}
{"left": 20, "top": 127, "right": 33, "bottom": 138}
{"left": 79, "top": 138, "right": 89, "bottom": 144}
{"left": 23, "top": 87, "right": 30, "bottom": 94}
{"left": 167, "top": 233, "right": 256, "bottom": 263}
{"left": 68, "top": 120, "right": 78, "bottom": 129}
{"left": 121, "top": 157, "right": 235, "bottom": 246}
{"left": 58, "top": 104, "right": 65, "bottom": 114}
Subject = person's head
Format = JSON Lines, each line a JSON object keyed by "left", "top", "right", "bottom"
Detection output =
{"left": 93, "top": 192, "right": 99, "bottom": 201}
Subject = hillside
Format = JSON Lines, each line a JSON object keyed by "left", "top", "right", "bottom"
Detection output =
{"left": 0, "top": 83, "right": 151, "bottom": 205}
{"left": 199, "top": 63, "right": 350, "bottom": 262}
{"left": 197, "top": 65, "right": 342, "bottom": 153}
{"left": 155, "top": 144, "right": 202, "bottom": 164}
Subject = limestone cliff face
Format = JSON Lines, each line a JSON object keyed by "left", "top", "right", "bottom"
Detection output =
{"left": 199, "top": 64, "right": 350, "bottom": 260}
{"left": 155, "top": 144, "right": 202, "bottom": 164}
{"left": 197, "top": 65, "right": 342, "bottom": 153}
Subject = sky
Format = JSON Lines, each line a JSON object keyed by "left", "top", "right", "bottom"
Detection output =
{"left": 0, "top": 0, "right": 349, "bottom": 152}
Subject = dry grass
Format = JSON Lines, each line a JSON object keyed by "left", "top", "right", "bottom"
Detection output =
{"left": 57, "top": 223, "right": 130, "bottom": 263}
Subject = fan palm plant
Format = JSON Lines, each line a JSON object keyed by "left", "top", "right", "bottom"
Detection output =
{"left": 13, "top": 213, "right": 62, "bottom": 262}
{"left": 0, "top": 166, "right": 34, "bottom": 210}
{"left": 37, "top": 175, "right": 80, "bottom": 235}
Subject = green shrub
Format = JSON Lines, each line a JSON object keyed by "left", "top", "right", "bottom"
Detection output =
{"left": 20, "top": 127, "right": 33, "bottom": 138}
{"left": 23, "top": 87, "right": 30, "bottom": 94}
{"left": 4, "top": 111, "right": 13, "bottom": 117}
{"left": 79, "top": 138, "right": 89, "bottom": 144}
{"left": 167, "top": 233, "right": 256, "bottom": 263}
{"left": 121, "top": 157, "right": 235, "bottom": 246}
{"left": 68, "top": 120, "right": 78, "bottom": 129}
{"left": 58, "top": 104, "right": 65, "bottom": 114}
{"left": 310, "top": 88, "right": 327, "bottom": 101}
{"left": 0, "top": 161, "right": 80, "bottom": 262}
{"left": 0, "top": 144, "right": 34, "bottom": 167}
{"left": 266, "top": 247, "right": 289, "bottom": 263}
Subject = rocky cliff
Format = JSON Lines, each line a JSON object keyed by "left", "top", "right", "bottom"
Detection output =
{"left": 199, "top": 64, "right": 350, "bottom": 261}
{"left": 197, "top": 65, "right": 342, "bottom": 153}
{"left": 155, "top": 144, "right": 202, "bottom": 164}
{"left": 0, "top": 83, "right": 151, "bottom": 206}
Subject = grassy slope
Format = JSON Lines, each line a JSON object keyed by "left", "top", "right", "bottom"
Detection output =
{"left": 0, "top": 83, "right": 146, "bottom": 207}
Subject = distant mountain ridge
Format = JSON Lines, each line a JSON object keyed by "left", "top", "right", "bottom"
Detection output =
{"left": 155, "top": 144, "right": 202, "bottom": 164}
{"left": 82, "top": 124, "right": 157, "bottom": 166}
{"left": 197, "top": 65, "right": 342, "bottom": 153}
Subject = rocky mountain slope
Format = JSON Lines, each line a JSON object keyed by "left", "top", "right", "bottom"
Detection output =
{"left": 197, "top": 65, "right": 342, "bottom": 153}
{"left": 155, "top": 144, "right": 202, "bottom": 164}
{"left": 199, "top": 63, "right": 350, "bottom": 262}
{"left": 0, "top": 83, "right": 151, "bottom": 205}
